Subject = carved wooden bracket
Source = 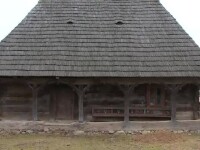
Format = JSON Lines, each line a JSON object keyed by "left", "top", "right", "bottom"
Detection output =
{"left": 70, "top": 85, "right": 90, "bottom": 96}
{"left": 68, "top": 84, "right": 91, "bottom": 123}
{"left": 118, "top": 84, "right": 138, "bottom": 96}
{"left": 28, "top": 83, "right": 40, "bottom": 92}
{"left": 193, "top": 84, "right": 200, "bottom": 120}
{"left": 167, "top": 84, "right": 184, "bottom": 92}
{"left": 27, "top": 83, "right": 41, "bottom": 121}
{"left": 166, "top": 84, "right": 184, "bottom": 123}
{"left": 118, "top": 84, "right": 138, "bottom": 127}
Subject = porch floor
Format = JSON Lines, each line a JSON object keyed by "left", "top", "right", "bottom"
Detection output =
{"left": 0, "top": 120, "right": 199, "bottom": 131}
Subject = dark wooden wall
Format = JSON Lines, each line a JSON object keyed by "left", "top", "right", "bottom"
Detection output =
{"left": 176, "top": 85, "right": 196, "bottom": 120}
{"left": 0, "top": 83, "right": 32, "bottom": 120}
{"left": 0, "top": 82, "right": 198, "bottom": 121}
{"left": 84, "top": 84, "right": 124, "bottom": 121}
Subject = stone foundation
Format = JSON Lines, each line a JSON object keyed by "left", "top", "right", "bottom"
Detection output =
{"left": 0, "top": 120, "right": 200, "bottom": 135}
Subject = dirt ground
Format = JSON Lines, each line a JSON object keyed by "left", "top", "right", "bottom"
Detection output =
{"left": 0, "top": 132, "right": 199, "bottom": 150}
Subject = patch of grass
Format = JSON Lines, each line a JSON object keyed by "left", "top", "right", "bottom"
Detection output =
{"left": 0, "top": 132, "right": 199, "bottom": 150}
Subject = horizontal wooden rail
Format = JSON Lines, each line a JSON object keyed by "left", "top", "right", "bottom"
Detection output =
{"left": 92, "top": 105, "right": 170, "bottom": 118}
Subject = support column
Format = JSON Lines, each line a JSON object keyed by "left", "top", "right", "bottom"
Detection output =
{"left": 0, "top": 82, "right": 5, "bottom": 119}
{"left": 0, "top": 98, "right": 2, "bottom": 118}
{"left": 119, "top": 85, "right": 137, "bottom": 127}
{"left": 28, "top": 84, "right": 40, "bottom": 121}
{"left": 32, "top": 89, "right": 38, "bottom": 121}
{"left": 193, "top": 85, "right": 200, "bottom": 120}
{"left": 51, "top": 88, "right": 57, "bottom": 120}
{"left": 146, "top": 84, "right": 150, "bottom": 106}
{"left": 78, "top": 92, "right": 84, "bottom": 122}
{"left": 170, "top": 90, "right": 176, "bottom": 122}
{"left": 124, "top": 92, "right": 129, "bottom": 124}
{"left": 169, "top": 85, "right": 180, "bottom": 123}
{"left": 71, "top": 85, "right": 90, "bottom": 123}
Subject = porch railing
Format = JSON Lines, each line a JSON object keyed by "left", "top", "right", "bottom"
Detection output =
{"left": 92, "top": 106, "right": 170, "bottom": 118}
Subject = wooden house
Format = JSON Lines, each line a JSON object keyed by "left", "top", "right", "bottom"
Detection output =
{"left": 0, "top": 0, "right": 199, "bottom": 125}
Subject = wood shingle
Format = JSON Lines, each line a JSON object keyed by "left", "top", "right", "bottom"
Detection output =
{"left": 0, "top": 0, "right": 200, "bottom": 77}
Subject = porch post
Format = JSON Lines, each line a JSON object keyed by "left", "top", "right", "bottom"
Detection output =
{"left": 0, "top": 81, "right": 1, "bottom": 118}
{"left": 71, "top": 85, "right": 90, "bottom": 123}
{"left": 78, "top": 92, "right": 84, "bottom": 122}
{"left": 193, "top": 85, "right": 200, "bottom": 120}
{"left": 28, "top": 84, "right": 40, "bottom": 121}
{"left": 124, "top": 92, "right": 129, "bottom": 124}
{"left": 119, "top": 85, "right": 137, "bottom": 127}
{"left": 32, "top": 89, "right": 38, "bottom": 121}
{"left": 169, "top": 85, "right": 180, "bottom": 123}
{"left": 170, "top": 90, "right": 176, "bottom": 122}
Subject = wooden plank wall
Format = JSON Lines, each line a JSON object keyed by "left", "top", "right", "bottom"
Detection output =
{"left": 0, "top": 83, "right": 51, "bottom": 120}
{"left": 84, "top": 85, "right": 124, "bottom": 121}
{"left": 0, "top": 83, "right": 32, "bottom": 120}
{"left": 84, "top": 84, "right": 196, "bottom": 121}
{"left": 0, "top": 83, "right": 197, "bottom": 121}
{"left": 176, "top": 85, "right": 195, "bottom": 120}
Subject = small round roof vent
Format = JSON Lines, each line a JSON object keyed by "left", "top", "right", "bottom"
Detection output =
{"left": 115, "top": 21, "right": 124, "bottom": 25}
{"left": 67, "top": 21, "right": 73, "bottom": 24}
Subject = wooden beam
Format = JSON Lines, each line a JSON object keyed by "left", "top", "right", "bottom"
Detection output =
{"left": 146, "top": 84, "right": 151, "bottom": 107}
{"left": 119, "top": 85, "right": 137, "bottom": 127}
{"left": 124, "top": 93, "right": 129, "bottom": 124}
{"left": 193, "top": 85, "right": 200, "bottom": 120}
{"left": 1, "top": 77, "right": 200, "bottom": 87}
{"left": 170, "top": 91, "right": 176, "bottom": 122}
{"left": 0, "top": 98, "right": 2, "bottom": 118}
{"left": 70, "top": 85, "right": 90, "bottom": 123}
{"left": 28, "top": 83, "right": 41, "bottom": 121}
{"left": 32, "top": 89, "right": 38, "bottom": 121}
{"left": 168, "top": 85, "right": 181, "bottom": 123}
{"left": 52, "top": 88, "right": 57, "bottom": 120}
{"left": 78, "top": 92, "right": 84, "bottom": 122}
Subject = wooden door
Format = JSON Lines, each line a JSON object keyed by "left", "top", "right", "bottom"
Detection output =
{"left": 56, "top": 87, "right": 74, "bottom": 120}
{"left": 147, "top": 84, "right": 166, "bottom": 107}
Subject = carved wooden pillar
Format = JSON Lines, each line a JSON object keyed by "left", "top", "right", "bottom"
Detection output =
{"left": 78, "top": 91, "right": 84, "bottom": 122}
{"left": 51, "top": 88, "right": 57, "bottom": 120}
{"left": 32, "top": 88, "right": 38, "bottom": 121}
{"left": 170, "top": 90, "right": 176, "bottom": 122}
{"left": 193, "top": 85, "right": 200, "bottom": 120}
{"left": 123, "top": 90, "right": 130, "bottom": 124}
{"left": 119, "top": 85, "right": 137, "bottom": 127}
{"left": 71, "top": 85, "right": 89, "bottom": 123}
{"left": 0, "top": 83, "right": 4, "bottom": 118}
{"left": 146, "top": 84, "right": 151, "bottom": 106}
{"left": 0, "top": 97, "right": 2, "bottom": 118}
{"left": 0, "top": 94, "right": 2, "bottom": 118}
{"left": 169, "top": 85, "right": 180, "bottom": 123}
{"left": 28, "top": 84, "right": 40, "bottom": 121}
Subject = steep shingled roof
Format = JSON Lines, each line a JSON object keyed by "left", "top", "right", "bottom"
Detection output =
{"left": 0, "top": 0, "right": 200, "bottom": 77}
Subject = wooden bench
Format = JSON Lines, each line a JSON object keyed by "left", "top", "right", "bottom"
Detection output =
{"left": 92, "top": 106, "right": 170, "bottom": 118}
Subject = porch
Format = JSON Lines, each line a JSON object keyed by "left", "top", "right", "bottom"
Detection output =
{"left": 0, "top": 77, "right": 199, "bottom": 126}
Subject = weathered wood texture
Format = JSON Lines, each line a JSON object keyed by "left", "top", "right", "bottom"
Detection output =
{"left": 86, "top": 84, "right": 171, "bottom": 121}
{"left": 193, "top": 86, "right": 199, "bottom": 120}
{"left": 38, "top": 85, "right": 77, "bottom": 121}
{"left": 169, "top": 86, "right": 178, "bottom": 122}
{"left": 0, "top": 82, "right": 198, "bottom": 121}
{"left": 87, "top": 84, "right": 196, "bottom": 121}
{"left": 32, "top": 89, "right": 38, "bottom": 121}
{"left": 0, "top": 83, "right": 32, "bottom": 120}
{"left": 176, "top": 85, "right": 197, "bottom": 120}
{"left": 1, "top": 0, "right": 200, "bottom": 78}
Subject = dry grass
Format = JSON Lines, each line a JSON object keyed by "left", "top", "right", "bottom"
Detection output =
{"left": 0, "top": 132, "right": 199, "bottom": 150}
{"left": 132, "top": 131, "right": 186, "bottom": 144}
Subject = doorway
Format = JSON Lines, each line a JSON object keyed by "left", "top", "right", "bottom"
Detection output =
{"left": 51, "top": 85, "right": 77, "bottom": 120}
